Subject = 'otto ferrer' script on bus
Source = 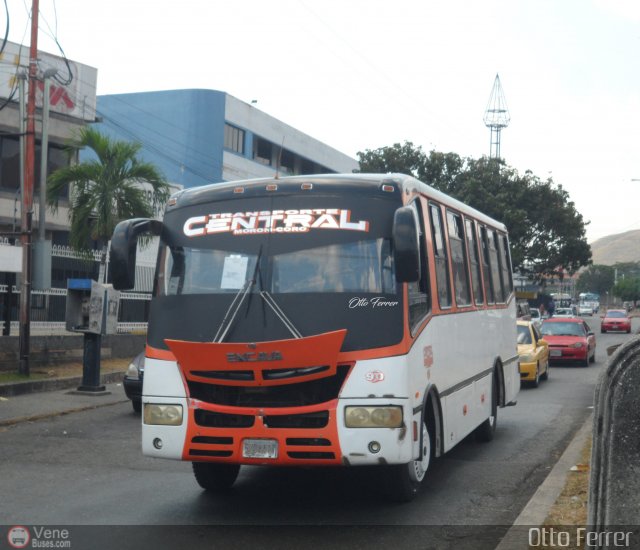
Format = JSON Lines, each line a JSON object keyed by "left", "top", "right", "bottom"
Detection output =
{"left": 183, "top": 208, "right": 370, "bottom": 237}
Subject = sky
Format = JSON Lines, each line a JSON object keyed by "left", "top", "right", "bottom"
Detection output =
{"left": 4, "top": 0, "right": 640, "bottom": 243}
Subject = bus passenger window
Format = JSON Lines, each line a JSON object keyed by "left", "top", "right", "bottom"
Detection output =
{"left": 465, "top": 219, "right": 484, "bottom": 305}
{"left": 488, "top": 229, "right": 505, "bottom": 302}
{"left": 408, "top": 201, "right": 429, "bottom": 331}
{"left": 480, "top": 226, "right": 495, "bottom": 304}
{"left": 447, "top": 210, "right": 471, "bottom": 306}
{"left": 499, "top": 234, "right": 514, "bottom": 294}
{"left": 429, "top": 203, "right": 451, "bottom": 309}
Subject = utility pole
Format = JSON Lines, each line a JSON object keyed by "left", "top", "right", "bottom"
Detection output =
{"left": 18, "top": 0, "right": 40, "bottom": 376}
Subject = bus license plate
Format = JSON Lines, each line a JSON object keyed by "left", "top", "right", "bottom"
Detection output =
{"left": 242, "top": 439, "right": 278, "bottom": 459}
{"left": 550, "top": 349, "right": 562, "bottom": 357}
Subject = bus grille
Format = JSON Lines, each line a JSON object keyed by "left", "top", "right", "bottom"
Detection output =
{"left": 187, "top": 364, "right": 352, "bottom": 408}
{"left": 194, "top": 410, "right": 255, "bottom": 428}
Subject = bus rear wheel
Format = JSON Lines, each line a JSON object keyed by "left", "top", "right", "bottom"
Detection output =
{"left": 192, "top": 462, "right": 240, "bottom": 492}
{"left": 475, "top": 371, "right": 498, "bottom": 442}
{"left": 384, "top": 420, "right": 432, "bottom": 502}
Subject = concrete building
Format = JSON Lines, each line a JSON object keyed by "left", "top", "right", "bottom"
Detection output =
{"left": 94, "top": 89, "right": 358, "bottom": 188}
{"left": 0, "top": 40, "right": 97, "bottom": 243}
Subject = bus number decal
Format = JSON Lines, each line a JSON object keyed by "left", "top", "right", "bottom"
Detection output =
{"left": 365, "top": 371, "right": 385, "bottom": 383}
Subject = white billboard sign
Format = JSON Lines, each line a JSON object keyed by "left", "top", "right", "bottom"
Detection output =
{"left": 0, "top": 40, "right": 97, "bottom": 122}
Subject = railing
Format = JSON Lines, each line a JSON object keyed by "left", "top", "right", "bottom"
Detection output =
{"left": 4, "top": 321, "right": 148, "bottom": 336}
{"left": 0, "top": 242, "right": 157, "bottom": 336}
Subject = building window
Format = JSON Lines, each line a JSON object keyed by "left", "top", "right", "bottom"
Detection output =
{"left": 0, "top": 136, "right": 20, "bottom": 191}
{"left": 0, "top": 138, "right": 69, "bottom": 197}
{"left": 301, "top": 158, "right": 316, "bottom": 174}
{"left": 279, "top": 148, "right": 295, "bottom": 174}
{"left": 224, "top": 123, "right": 245, "bottom": 154}
{"left": 253, "top": 137, "right": 272, "bottom": 166}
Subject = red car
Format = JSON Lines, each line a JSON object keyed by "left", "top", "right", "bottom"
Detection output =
{"left": 601, "top": 309, "right": 632, "bottom": 334}
{"left": 540, "top": 317, "right": 596, "bottom": 367}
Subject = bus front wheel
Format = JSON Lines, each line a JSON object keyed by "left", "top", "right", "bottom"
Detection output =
{"left": 384, "top": 419, "right": 433, "bottom": 502}
{"left": 192, "top": 462, "right": 240, "bottom": 492}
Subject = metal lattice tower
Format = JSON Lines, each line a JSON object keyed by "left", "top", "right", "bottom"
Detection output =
{"left": 483, "top": 74, "right": 510, "bottom": 159}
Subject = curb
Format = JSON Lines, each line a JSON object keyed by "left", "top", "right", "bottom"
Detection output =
{"left": 0, "top": 371, "right": 125, "bottom": 398}
{"left": 495, "top": 413, "right": 593, "bottom": 549}
{"left": 0, "top": 397, "right": 130, "bottom": 427}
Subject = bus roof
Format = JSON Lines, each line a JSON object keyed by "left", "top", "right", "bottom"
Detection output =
{"left": 167, "top": 173, "right": 508, "bottom": 232}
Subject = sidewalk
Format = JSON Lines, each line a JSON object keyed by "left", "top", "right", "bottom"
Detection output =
{"left": 0, "top": 360, "right": 129, "bottom": 425}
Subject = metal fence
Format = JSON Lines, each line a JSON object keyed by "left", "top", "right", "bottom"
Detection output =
{"left": 1, "top": 241, "right": 157, "bottom": 336}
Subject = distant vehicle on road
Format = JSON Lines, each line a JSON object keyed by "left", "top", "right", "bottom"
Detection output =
{"left": 529, "top": 307, "right": 542, "bottom": 328}
{"left": 601, "top": 309, "right": 631, "bottom": 334}
{"left": 554, "top": 307, "right": 575, "bottom": 318}
{"left": 540, "top": 318, "right": 596, "bottom": 367}
{"left": 578, "top": 303, "right": 594, "bottom": 316}
{"left": 123, "top": 351, "right": 145, "bottom": 413}
{"left": 517, "top": 320, "right": 550, "bottom": 387}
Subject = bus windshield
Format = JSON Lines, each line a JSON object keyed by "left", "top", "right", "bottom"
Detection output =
{"left": 159, "top": 238, "right": 395, "bottom": 296}
{"left": 147, "top": 194, "right": 404, "bottom": 352}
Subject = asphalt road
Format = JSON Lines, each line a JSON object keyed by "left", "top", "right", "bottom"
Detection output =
{"left": 0, "top": 314, "right": 637, "bottom": 550}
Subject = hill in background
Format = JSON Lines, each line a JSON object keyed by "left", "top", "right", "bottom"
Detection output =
{"left": 590, "top": 229, "right": 640, "bottom": 265}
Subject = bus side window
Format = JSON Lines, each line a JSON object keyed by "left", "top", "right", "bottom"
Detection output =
{"left": 499, "top": 234, "right": 514, "bottom": 295}
{"left": 487, "top": 229, "right": 505, "bottom": 302}
{"left": 429, "top": 203, "right": 452, "bottom": 309}
{"left": 465, "top": 218, "right": 484, "bottom": 305}
{"left": 447, "top": 210, "right": 471, "bottom": 306}
{"left": 480, "top": 226, "right": 495, "bottom": 305}
{"left": 408, "top": 200, "right": 430, "bottom": 331}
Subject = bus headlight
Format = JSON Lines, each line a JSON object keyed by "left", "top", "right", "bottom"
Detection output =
{"left": 345, "top": 406, "right": 403, "bottom": 428}
{"left": 143, "top": 404, "right": 183, "bottom": 426}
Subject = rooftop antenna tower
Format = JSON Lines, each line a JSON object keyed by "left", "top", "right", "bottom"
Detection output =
{"left": 483, "top": 74, "right": 510, "bottom": 159}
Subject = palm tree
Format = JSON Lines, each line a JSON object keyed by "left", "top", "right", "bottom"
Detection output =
{"left": 47, "top": 127, "right": 170, "bottom": 276}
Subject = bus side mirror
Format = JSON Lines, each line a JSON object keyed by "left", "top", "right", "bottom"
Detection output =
{"left": 110, "top": 218, "right": 163, "bottom": 290}
{"left": 393, "top": 206, "right": 420, "bottom": 283}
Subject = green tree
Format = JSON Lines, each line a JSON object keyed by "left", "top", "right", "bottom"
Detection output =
{"left": 357, "top": 141, "right": 429, "bottom": 179}
{"left": 357, "top": 143, "right": 592, "bottom": 279}
{"left": 576, "top": 265, "right": 615, "bottom": 296}
{"left": 612, "top": 277, "right": 640, "bottom": 305}
{"left": 47, "top": 128, "right": 170, "bottom": 264}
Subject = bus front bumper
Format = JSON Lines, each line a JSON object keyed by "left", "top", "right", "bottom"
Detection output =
{"left": 141, "top": 397, "right": 416, "bottom": 467}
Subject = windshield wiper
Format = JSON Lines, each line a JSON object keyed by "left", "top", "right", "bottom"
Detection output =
{"left": 213, "top": 248, "right": 264, "bottom": 343}
{"left": 213, "top": 279, "right": 254, "bottom": 343}
{"left": 260, "top": 291, "right": 302, "bottom": 339}
{"left": 212, "top": 247, "right": 303, "bottom": 342}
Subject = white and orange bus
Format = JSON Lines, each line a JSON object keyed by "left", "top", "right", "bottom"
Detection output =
{"left": 110, "top": 173, "right": 519, "bottom": 501}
